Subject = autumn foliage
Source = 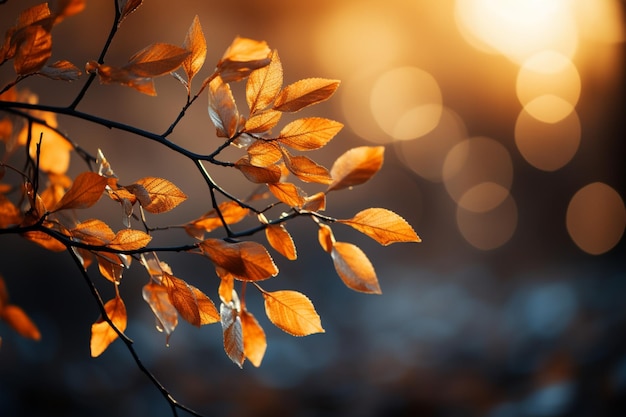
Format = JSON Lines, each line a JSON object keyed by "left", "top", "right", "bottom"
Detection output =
{"left": 0, "top": 0, "right": 419, "bottom": 414}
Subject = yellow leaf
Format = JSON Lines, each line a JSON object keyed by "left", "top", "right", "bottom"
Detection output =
{"left": 268, "top": 182, "right": 306, "bottom": 208}
{"left": 208, "top": 75, "right": 240, "bottom": 138}
{"left": 53, "top": 172, "right": 107, "bottom": 211}
{"left": 108, "top": 229, "right": 152, "bottom": 251}
{"left": 134, "top": 177, "right": 187, "bottom": 214}
{"left": 263, "top": 290, "right": 324, "bottom": 336}
{"left": 246, "top": 50, "right": 283, "bottom": 114}
{"left": 331, "top": 242, "right": 381, "bottom": 294}
{"left": 338, "top": 208, "right": 421, "bottom": 246}
{"left": 182, "top": 15, "right": 206, "bottom": 84}
{"left": 277, "top": 117, "right": 343, "bottom": 151}
{"left": 273, "top": 78, "right": 340, "bottom": 112}
{"left": 327, "top": 146, "right": 384, "bottom": 192}
{"left": 265, "top": 224, "right": 297, "bottom": 260}
{"left": 142, "top": 282, "right": 178, "bottom": 343}
{"left": 1, "top": 305, "right": 41, "bottom": 341}
{"left": 200, "top": 238, "right": 278, "bottom": 281}
{"left": 241, "top": 309, "right": 266, "bottom": 367}
{"left": 90, "top": 295, "right": 127, "bottom": 357}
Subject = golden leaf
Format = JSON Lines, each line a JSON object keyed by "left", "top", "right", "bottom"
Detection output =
{"left": 246, "top": 140, "right": 282, "bottom": 167}
{"left": 125, "top": 43, "right": 190, "bottom": 78}
{"left": 185, "top": 201, "right": 249, "bottom": 238}
{"left": 265, "top": 224, "right": 297, "bottom": 260}
{"left": 71, "top": 218, "right": 115, "bottom": 246}
{"left": 52, "top": 172, "right": 107, "bottom": 211}
{"left": 338, "top": 208, "right": 421, "bottom": 246}
{"left": 162, "top": 272, "right": 201, "bottom": 326}
{"left": 331, "top": 242, "right": 381, "bottom": 294}
{"left": 273, "top": 78, "right": 340, "bottom": 112}
{"left": 303, "top": 192, "right": 326, "bottom": 212}
{"left": 235, "top": 157, "right": 282, "bottom": 184}
{"left": 192, "top": 286, "right": 220, "bottom": 325}
{"left": 88, "top": 62, "right": 156, "bottom": 95}
{"left": 217, "top": 36, "right": 271, "bottom": 82}
{"left": 96, "top": 252, "right": 126, "bottom": 283}
{"left": 108, "top": 229, "right": 152, "bottom": 251}
{"left": 277, "top": 117, "right": 343, "bottom": 151}
{"left": 37, "top": 60, "right": 81, "bottom": 80}
{"left": 327, "top": 146, "right": 384, "bottom": 192}
{"left": 317, "top": 223, "right": 335, "bottom": 254}
{"left": 182, "top": 15, "right": 206, "bottom": 84}
{"left": 283, "top": 151, "right": 332, "bottom": 184}
{"left": 244, "top": 110, "right": 282, "bottom": 134}
{"left": 241, "top": 309, "right": 266, "bottom": 367}
{"left": 13, "top": 25, "right": 52, "bottom": 75}
{"left": 200, "top": 238, "right": 278, "bottom": 281}
{"left": 142, "top": 282, "right": 178, "bottom": 343}
{"left": 90, "top": 295, "right": 127, "bottom": 357}
{"left": 134, "top": 177, "right": 187, "bottom": 214}
{"left": 263, "top": 290, "right": 324, "bottom": 336}
{"left": 118, "top": 0, "right": 143, "bottom": 24}
{"left": 268, "top": 182, "right": 305, "bottom": 208}
{"left": 21, "top": 230, "right": 66, "bottom": 252}
{"left": 246, "top": 50, "right": 283, "bottom": 114}
{"left": 208, "top": 75, "right": 240, "bottom": 138}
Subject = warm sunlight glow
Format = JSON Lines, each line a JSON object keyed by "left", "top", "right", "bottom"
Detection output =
{"left": 515, "top": 107, "right": 581, "bottom": 171}
{"left": 341, "top": 71, "right": 390, "bottom": 144}
{"left": 442, "top": 137, "right": 513, "bottom": 205}
{"left": 454, "top": 0, "right": 578, "bottom": 63}
{"left": 575, "top": 0, "right": 626, "bottom": 44}
{"left": 395, "top": 107, "right": 467, "bottom": 182}
{"left": 566, "top": 183, "right": 626, "bottom": 255}
{"left": 457, "top": 193, "right": 517, "bottom": 250}
{"left": 458, "top": 182, "right": 511, "bottom": 213}
{"left": 370, "top": 66, "right": 443, "bottom": 141}
{"left": 523, "top": 95, "right": 576, "bottom": 124}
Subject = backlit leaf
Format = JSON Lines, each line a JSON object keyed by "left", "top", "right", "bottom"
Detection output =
{"left": 241, "top": 310, "right": 266, "bottom": 367}
{"left": 263, "top": 290, "right": 324, "bottom": 336}
{"left": 21, "top": 231, "right": 66, "bottom": 252}
{"left": 54, "top": 0, "right": 86, "bottom": 22}
{"left": 303, "top": 192, "right": 326, "bottom": 212}
{"left": 246, "top": 50, "right": 283, "bottom": 114}
{"left": 338, "top": 208, "right": 421, "bottom": 245}
{"left": 265, "top": 224, "right": 297, "bottom": 260}
{"left": 221, "top": 301, "right": 244, "bottom": 367}
{"left": 142, "top": 282, "right": 178, "bottom": 343}
{"left": 108, "top": 229, "right": 152, "bottom": 251}
{"left": 235, "top": 157, "right": 281, "bottom": 184}
{"left": 327, "top": 146, "right": 384, "bottom": 192}
{"left": 14, "top": 25, "right": 52, "bottom": 75}
{"left": 96, "top": 252, "right": 126, "bottom": 283}
{"left": 277, "top": 117, "right": 343, "bottom": 151}
{"left": 246, "top": 140, "right": 282, "bottom": 167}
{"left": 37, "top": 60, "right": 82, "bottom": 80}
{"left": 217, "top": 36, "right": 271, "bottom": 82}
{"left": 90, "top": 295, "right": 127, "bottom": 357}
{"left": 192, "top": 286, "right": 220, "bottom": 325}
{"left": 17, "top": 115, "right": 73, "bottom": 175}
{"left": 126, "top": 43, "right": 190, "bottom": 78}
{"left": 268, "top": 182, "right": 305, "bottom": 208}
{"left": 186, "top": 201, "right": 250, "bottom": 237}
{"left": 118, "top": 0, "right": 143, "bottom": 24}
{"left": 71, "top": 218, "right": 115, "bottom": 246}
{"left": 1, "top": 305, "right": 41, "bottom": 341}
{"left": 134, "top": 177, "right": 187, "bottom": 214}
{"left": 244, "top": 110, "right": 282, "bottom": 134}
{"left": 0, "top": 195, "right": 22, "bottom": 227}
{"left": 53, "top": 172, "right": 107, "bottom": 211}
{"left": 88, "top": 62, "right": 156, "bottom": 95}
{"left": 274, "top": 78, "right": 340, "bottom": 112}
{"left": 283, "top": 152, "right": 332, "bottom": 184}
{"left": 208, "top": 75, "right": 239, "bottom": 138}
{"left": 182, "top": 15, "right": 206, "bottom": 84}
{"left": 200, "top": 238, "right": 278, "bottom": 281}
{"left": 331, "top": 242, "right": 380, "bottom": 294}
{"left": 317, "top": 223, "right": 335, "bottom": 254}
{"left": 162, "top": 272, "right": 201, "bottom": 326}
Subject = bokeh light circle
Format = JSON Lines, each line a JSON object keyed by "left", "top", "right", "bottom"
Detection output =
{"left": 442, "top": 136, "right": 513, "bottom": 205}
{"left": 566, "top": 183, "right": 626, "bottom": 255}
{"left": 457, "top": 193, "right": 518, "bottom": 250}
{"left": 370, "top": 66, "right": 443, "bottom": 141}
{"left": 395, "top": 107, "right": 467, "bottom": 182}
{"left": 458, "top": 182, "right": 511, "bottom": 213}
{"left": 515, "top": 107, "right": 581, "bottom": 171}
{"left": 341, "top": 71, "right": 390, "bottom": 144}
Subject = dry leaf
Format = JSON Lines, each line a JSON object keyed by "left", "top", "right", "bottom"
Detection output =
{"left": 277, "top": 117, "right": 343, "bottom": 151}
{"left": 268, "top": 182, "right": 306, "bottom": 208}
{"left": 200, "top": 239, "right": 278, "bottom": 281}
{"left": 282, "top": 151, "right": 332, "bottom": 184}
{"left": 53, "top": 172, "right": 107, "bottom": 211}
{"left": 134, "top": 177, "right": 187, "bottom": 214}
{"left": 217, "top": 36, "right": 271, "bottom": 82}
{"left": 263, "top": 290, "right": 324, "bottom": 336}
{"left": 246, "top": 140, "right": 282, "bottom": 167}
{"left": 186, "top": 201, "right": 250, "bottom": 238}
{"left": 182, "top": 15, "right": 206, "bottom": 84}
{"left": 90, "top": 295, "right": 127, "bottom": 357}
{"left": 142, "top": 282, "right": 178, "bottom": 343}
{"left": 235, "top": 157, "right": 282, "bottom": 184}
{"left": 246, "top": 50, "right": 283, "bottom": 114}
{"left": 331, "top": 242, "right": 381, "bottom": 294}
{"left": 244, "top": 110, "right": 282, "bottom": 134}
{"left": 327, "top": 146, "right": 384, "bottom": 192}
{"left": 241, "top": 309, "right": 266, "bottom": 367}
{"left": 125, "top": 43, "right": 190, "bottom": 77}
{"left": 71, "top": 218, "right": 115, "bottom": 246}
{"left": 208, "top": 75, "right": 240, "bottom": 138}
{"left": 1, "top": 305, "right": 41, "bottom": 341}
{"left": 220, "top": 301, "right": 244, "bottom": 367}
{"left": 108, "top": 229, "right": 152, "bottom": 251}
{"left": 37, "top": 60, "right": 82, "bottom": 80}
{"left": 265, "top": 224, "right": 297, "bottom": 260}
{"left": 273, "top": 78, "right": 340, "bottom": 112}
{"left": 338, "top": 208, "right": 421, "bottom": 245}
{"left": 118, "top": 0, "right": 143, "bottom": 24}
{"left": 14, "top": 25, "right": 52, "bottom": 75}
{"left": 317, "top": 223, "right": 335, "bottom": 254}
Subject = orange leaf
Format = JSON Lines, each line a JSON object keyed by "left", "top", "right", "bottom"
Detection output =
{"left": 217, "top": 36, "right": 271, "bottom": 82}
{"left": 142, "top": 282, "right": 178, "bottom": 343}
{"left": 162, "top": 272, "right": 201, "bottom": 326}
{"left": 220, "top": 300, "right": 244, "bottom": 367}
{"left": 303, "top": 192, "right": 326, "bottom": 212}
{"left": 21, "top": 230, "right": 66, "bottom": 252}
{"left": 0, "top": 275, "right": 7, "bottom": 307}
{"left": 96, "top": 252, "right": 127, "bottom": 283}
{"left": 192, "top": 286, "right": 220, "bottom": 325}
{"left": 53, "top": 172, "right": 107, "bottom": 211}
{"left": 241, "top": 309, "right": 266, "bottom": 367}
{"left": 1, "top": 305, "right": 41, "bottom": 341}
{"left": 54, "top": 0, "right": 86, "bottom": 22}
{"left": 71, "top": 218, "right": 115, "bottom": 246}
{"left": 37, "top": 60, "right": 82, "bottom": 80}
{"left": 208, "top": 75, "right": 240, "bottom": 138}
{"left": 331, "top": 242, "right": 380, "bottom": 294}
{"left": 186, "top": 201, "right": 250, "bottom": 238}
{"left": 277, "top": 117, "right": 343, "bottom": 151}
{"left": 125, "top": 43, "right": 190, "bottom": 77}
{"left": 246, "top": 50, "right": 283, "bottom": 114}
{"left": 273, "top": 78, "right": 340, "bottom": 112}
{"left": 182, "top": 15, "right": 206, "bottom": 84}
{"left": 88, "top": 62, "right": 156, "bottom": 95}
{"left": 244, "top": 110, "right": 282, "bottom": 134}
{"left": 217, "top": 269, "right": 235, "bottom": 304}
{"left": 134, "top": 177, "right": 187, "bottom": 214}
{"left": 90, "top": 295, "right": 127, "bottom": 357}
{"left": 283, "top": 152, "right": 332, "bottom": 184}
{"left": 108, "top": 229, "right": 152, "bottom": 251}
{"left": 268, "top": 182, "right": 305, "bottom": 208}
{"left": 17, "top": 118, "right": 73, "bottom": 175}
{"left": 317, "top": 223, "right": 335, "bottom": 254}
{"left": 338, "top": 208, "right": 421, "bottom": 245}
{"left": 327, "top": 146, "right": 384, "bottom": 192}
{"left": 200, "top": 238, "right": 278, "bottom": 281}
{"left": 265, "top": 224, "right": 297, "bottom": 260}
{"left": 263, "top": 290, "right": 324, "bottom": 336}
{"left": 235, "top": 157, "right": 282, "bottom": 184}
{"left": 14, "top": 25, "right": 52, "bottom": 75}
{"left": 0, "top": 195, "right": 22, "bottom": 227}
{"left": 118, "top": 0, "right": 143, "bottom": 24}
{"left": 246, "top": 140, "right": 282, "bottom": 167}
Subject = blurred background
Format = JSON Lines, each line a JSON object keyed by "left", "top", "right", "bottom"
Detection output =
{"left": 1, "top": 0, "right": 625, "bottom": 416}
